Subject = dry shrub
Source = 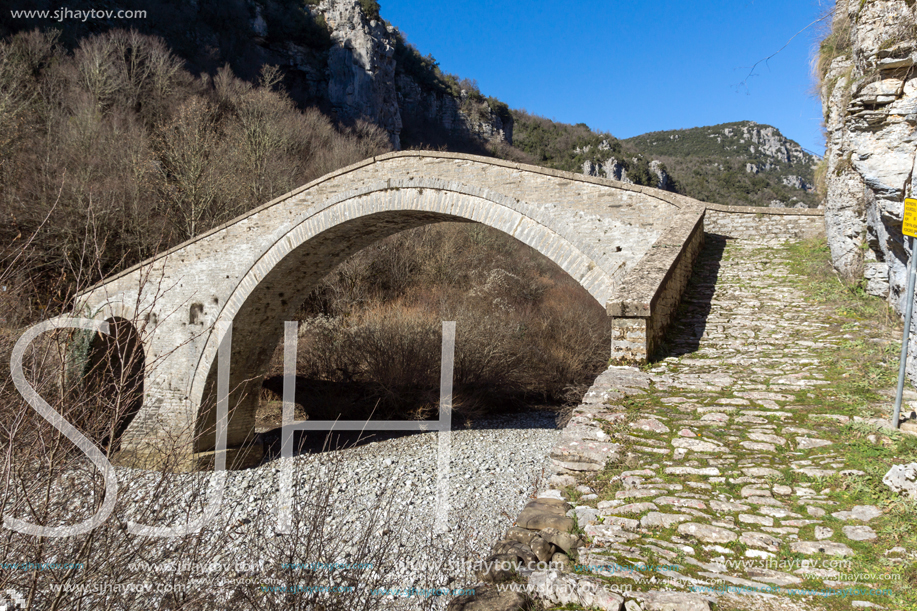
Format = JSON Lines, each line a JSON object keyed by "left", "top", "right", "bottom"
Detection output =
{"left": 0, "top": 28, "right": 391, "bottom": 314}
{"left": 280, "top": 223, "right": 611, "bottom": 421}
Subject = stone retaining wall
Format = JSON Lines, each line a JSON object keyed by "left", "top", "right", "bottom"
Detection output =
{"left": 704, "top": 204, "right": 825, "bottom": 241}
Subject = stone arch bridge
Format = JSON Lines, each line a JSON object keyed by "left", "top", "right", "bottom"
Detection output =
{"left": 77, "top": 151, "right": 712, "bottom": 469}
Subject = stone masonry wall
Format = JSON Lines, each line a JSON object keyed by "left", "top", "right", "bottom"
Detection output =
{"left": 704, "top": 205, "right": 826, "bottom": 241}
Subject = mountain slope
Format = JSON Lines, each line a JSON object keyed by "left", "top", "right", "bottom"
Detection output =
{"left": 623, "top": 121, "right": 820, "bottom": 208}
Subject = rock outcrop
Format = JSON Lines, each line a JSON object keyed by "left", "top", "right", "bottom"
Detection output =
{"left": 820, "top": 0, "right": 917, "bottom": 382}
{"left": 318, "top": 0, "right": 403, "bottom": 146}
{"left": 579, "top": 145, "right": 672, "bottom": 190}
{"left": 248, "top": 0, "right": 511, "bottom": 149}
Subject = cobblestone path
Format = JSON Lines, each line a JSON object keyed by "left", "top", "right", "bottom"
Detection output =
{"left": 530, "top": 235, "right": 915, "bottom": 611}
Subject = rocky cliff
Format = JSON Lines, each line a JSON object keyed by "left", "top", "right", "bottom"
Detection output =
{"left": 822, "top": 0, "right": 917, "bottom": 290}
{"left": 297, "top": 0, "right": 511, "bottom": 149}
{"left": 820, "top": 0, "right": 917, "bottom": 378}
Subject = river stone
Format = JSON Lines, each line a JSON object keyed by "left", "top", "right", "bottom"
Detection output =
{"left": 759, "top": 506, "right": 799, "bottom": 518}
{"left": 677, "top": 523, "right": 737, "bottom": 543}
{"left": 539, "top": 527, "right": 582, "bottom": 554}
{"left": 739, "top": 514, "right": 773, "bottom": 526}
{"left": 529, "top": 536, "right": 556, "bottom": 562}
{"left": 549, "top": 474, "right": 577, "bottom": 488}
{"left": 665, "top": 466, "right": 720, "bottom": 476}
{"left": 742, "top": 467, "right": 781, "bottom": 477}
{"left": 814, "top": 526, "right": 833, "bottom": 540}
{"left": 748, "top": 433, "right": 787, "bottom": 445}
{"left": 573, "top": 505, "right": 601, "bottom": 525}
{"left": 528, "top": 570, "right": 624, "bottom": 610}
{"left": 739, "top": 532, "right": 781, "bottom": 551}
{"left": 476, "top": 554, "right": 520, "bottom": 583}
{"left": 584, "top": 523, "right": 641, "bottom": 542}
{"left": 672, "top": 438, "right": 724, "bottom": 452}
{"left": 794, "top": 467, "right": 837, "bottom": 477}
{"left": 550, "top": 552, "right": 571, "bottom": 571}
{"left": 796, "top": 437, "right": 833, "bottom": 449}
{"left": 504, "top": 526, "right": 537, "bottom": 547}
{"left": 629, "top": 590, "right": 712, "bottom": 611}
{"left": 746, "top": 568, "right": 803, "bottom": 586}
{"left": 740, "top": 441, "right": 776, "bottom": 452}
{"left": 744, "top": 496, "right": 783, "bottom": 507}
{"left": 491, "top": 540, "right": 538, "bottom": 566}
{"left": 517, "top": 499, "right": 574, "bottom": 531}
{"left": 654, "top": 496, "right": 706, "bottom": 510}
{"left": 631, "top": 419, "right": 670, "bottom": 434}
{"left": 616, "top": 489, "right": 663, "bottom": 500}
{"left": 783, "top": 520, "right": 821, "bottom": 527}
{"left": 710, "top": 500, "right": 750, "bottom": 512}
{"left": 602, "top": 516, "right": 641, "bottom": 531}
{"left": 609, "top": 502, "right": 658, "bottom": 515}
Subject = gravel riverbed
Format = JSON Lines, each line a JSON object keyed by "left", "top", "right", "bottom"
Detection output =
{"left": 88, "top": 410, "right": 562, "bottom": 608}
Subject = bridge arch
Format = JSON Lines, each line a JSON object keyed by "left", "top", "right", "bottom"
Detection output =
{"left": 189, "top": 179, "right": 620, "bottom": 453}
{"left": 75, "top": 151, "right": 703, "bottom": 470}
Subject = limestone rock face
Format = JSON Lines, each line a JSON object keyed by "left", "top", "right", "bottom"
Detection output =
{"left": 243, "top": 0, "right": 511, "bottom": 149}
{"left": 740, "top": 123, "right": 810, "bottom": 164}
{"left": 396, "top": 75, "right": 513, "bottom": 145}
{"left": 582, "top": 152, "right": 671, "bottom": 190}
{"left": 316, "top": 0, "right": 402, "bottom": 147}
{"left": 821, "top": 0, "right": 917, "bottom": 379}
{"left": 650, "top": 160, "right": 671, "bottom": 190}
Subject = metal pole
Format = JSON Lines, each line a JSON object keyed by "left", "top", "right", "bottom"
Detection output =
{"left": 893, "top": 235, "right": 917, "bottom": 429}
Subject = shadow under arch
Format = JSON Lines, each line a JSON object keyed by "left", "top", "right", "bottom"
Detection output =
{"left": 83, "top": 316, "right": 145, "bottom": 452}
{"left": 189, "top": 185, "right": 613, "bottom": 457}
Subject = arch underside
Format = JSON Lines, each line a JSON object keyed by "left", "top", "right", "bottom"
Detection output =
{"left": 190, "top": 190, "right": 619, "bottom": 452}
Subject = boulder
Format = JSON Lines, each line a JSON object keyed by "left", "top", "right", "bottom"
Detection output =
{"left": 447, "top": 587, "right": 530, "bottom": 611}
{"left": 883, "top": 462, "right": 917, "bottom": 499}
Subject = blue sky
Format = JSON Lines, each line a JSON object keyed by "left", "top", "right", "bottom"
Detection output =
{"left": 383, "top": 0, "right": 832, "bottom": 155}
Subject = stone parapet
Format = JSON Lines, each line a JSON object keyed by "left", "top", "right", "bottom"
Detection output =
{"left": 607, "top": 204, "right": 706, "bottom": 362}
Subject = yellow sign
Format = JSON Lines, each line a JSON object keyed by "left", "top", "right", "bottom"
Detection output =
{"left": 905, "top": 198, "right": 917, "bottom": 238}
